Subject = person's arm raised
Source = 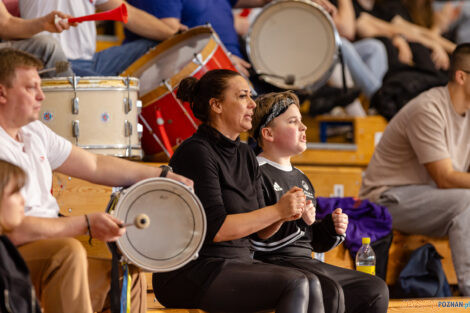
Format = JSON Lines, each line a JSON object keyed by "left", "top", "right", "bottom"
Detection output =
{"left": 0, "top": 3, "right": 73, "bottom": 40}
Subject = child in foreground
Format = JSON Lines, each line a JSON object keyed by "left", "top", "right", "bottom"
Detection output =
{"left": 249, "top": 91, "right": 389, "bottom": 313}
{"left": 0, "top": 160, "right": 41, "bottom": 313}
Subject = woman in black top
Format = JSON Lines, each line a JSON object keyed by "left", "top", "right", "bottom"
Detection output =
{"left": 153, "top": 69, "right": 325, "bottom": 313}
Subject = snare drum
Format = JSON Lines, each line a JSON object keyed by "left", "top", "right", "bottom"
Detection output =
{"left": 107, "top": 178, "right": 206, "bottom": 272}
{"left": 246, "top": 0, "right": 341, "bottom": 91}
{"left": 122, "top": 26, "right": 237, "bottom": 157}
{"left": 40, "top": 76, "right": 141, "bottom": 158}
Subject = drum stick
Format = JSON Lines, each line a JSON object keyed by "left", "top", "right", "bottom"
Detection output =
{"left": 121, "top": 213, "right": 150, "bottom": 229}
{"left": 155, "top": 109, "right": 174, "bottom": 157}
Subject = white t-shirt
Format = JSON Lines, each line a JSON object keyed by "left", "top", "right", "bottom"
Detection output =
{"left": 19, "top": 0, "right": 108, "bottom": 60}
{"left": 0, "top": 121, "right": 72, "bottom": 218}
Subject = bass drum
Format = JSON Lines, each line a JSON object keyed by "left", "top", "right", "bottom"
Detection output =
{"left": 107, "top": 177, "right": 206, "bottom": 272}
{"left": 122, "top": 25, "right": 237, "bottom": 158}
{"left": 246, "top": 0, "right": 341, "bottom": 91}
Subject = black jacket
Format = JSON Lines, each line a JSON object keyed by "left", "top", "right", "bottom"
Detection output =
{"left": 0, "top": 235, "right": 40, "bottom": 313}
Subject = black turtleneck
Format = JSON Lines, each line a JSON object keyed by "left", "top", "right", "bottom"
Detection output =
{"left": 169, "top": 124, "right": 265, "bottom": 259}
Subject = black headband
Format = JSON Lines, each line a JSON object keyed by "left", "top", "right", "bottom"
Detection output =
{"left": 253, "top": 97, "right": 296, "bottom": 140}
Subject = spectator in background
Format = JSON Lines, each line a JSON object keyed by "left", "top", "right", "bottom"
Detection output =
{"left": 411, "top": 0, "right": 470, "bottom": 44}
{"left": 353, "top": 0, "right": 455, "bottom": 71}
{"left": 0, "top": 1, "right": 73, "bottom": 76}
{"left": 331, "top": 0, "right": 388, "bottom": 100}
{"left": 19, "top": 0, "right": 187, "bottom": 76}
{"left": 360, "top": 44, "right": 470, "bottom": 296}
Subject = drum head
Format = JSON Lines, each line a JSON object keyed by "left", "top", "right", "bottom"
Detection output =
{"left": 246, "top": 0, "right": 340, "bottom": 90}
{"left": 112, "top": 178, "right": 206, "bottom": 272}
{"left": 123, "top": 27, "right": 214, "bottom": 97}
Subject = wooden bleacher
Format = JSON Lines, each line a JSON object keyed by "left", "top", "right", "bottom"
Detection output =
{"left": 292, "top": 113, "right": 388, "bottom": 166}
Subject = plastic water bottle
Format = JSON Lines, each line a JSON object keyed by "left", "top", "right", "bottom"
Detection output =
{"left": 355, "top": 237, "right": 376, "bottom": 275}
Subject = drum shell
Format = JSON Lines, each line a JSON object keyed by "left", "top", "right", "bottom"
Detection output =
{"left": 122, "top": 26, "right": 238, "bottom": 157}
{"left": 40, "top": 76, "right": 141, "bottom": 158}
{"left": 246, "top": 0, "right": 341, "bottom": 91}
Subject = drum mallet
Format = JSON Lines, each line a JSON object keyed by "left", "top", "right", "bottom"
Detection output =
{"left": 121, "top": 213, "right": 150, "bottom": 229}
{"left": 38, "top": 61, "right": 70, "bottom": 76}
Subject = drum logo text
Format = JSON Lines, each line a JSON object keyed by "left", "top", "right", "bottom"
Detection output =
{"left": 101, "top": 112, "right": 110, "bottom": 122}
{"left": 42, "top": 111, "right": 53, "bottom": 122}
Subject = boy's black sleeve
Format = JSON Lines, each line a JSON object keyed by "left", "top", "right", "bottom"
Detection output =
{"left": 310, "top": 214, "right": 345, "bottom": 253}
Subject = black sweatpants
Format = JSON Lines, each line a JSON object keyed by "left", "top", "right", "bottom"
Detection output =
{"left": 257, "top": 256, "right": 389, "bottom": 313}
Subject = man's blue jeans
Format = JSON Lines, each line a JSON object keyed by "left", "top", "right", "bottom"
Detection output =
{"left": 70, "top": 39, "right": 157, "bottom": 76}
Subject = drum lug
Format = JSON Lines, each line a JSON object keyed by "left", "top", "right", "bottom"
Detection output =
{"left": 124, "top": 97, "right": 132, "bottom": 114}
{"left": 124, "top": 120, "right": 133, "bottom": 137}
{"left": 193, "top": 53, "right": 204, "bottom": 66}
{"left": 72, "top": 97, "right": 79, "bottom": 115}
{"left": 72, "top": 120, "right": 80, "bottom": 139}
{"left": 69, "top": 75, "right": 80, "bottom": 115}
{"left": 123, "top": 76, "right": 132, "bottom": 114}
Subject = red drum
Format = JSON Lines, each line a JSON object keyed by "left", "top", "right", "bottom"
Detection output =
{"left": 122, "top": 26, "right": 237, "bottom": 158}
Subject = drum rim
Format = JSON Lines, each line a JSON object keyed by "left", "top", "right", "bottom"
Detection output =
{"left": 41, "top": 76, "right": 140, "bottom": 91}
{"left": 138, "top": 37, "right": 219, "bottom": 106}
{"left": 113, "top": 177, "right": 207, "bottom": 272}
{"left": 124, "top": 25, "right": 222, "bottom": 106}
{"left": 121, "top": 25, "right": 214, "bottom": 79}
{"left": 245, "top": 0, "right": 341, "bottom": 91}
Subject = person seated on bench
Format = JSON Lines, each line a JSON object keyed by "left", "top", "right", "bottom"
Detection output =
{"left": 249, "top": 91, "right": 389, "bottom": 313}
{"left": 0, "top": 48, "right": 193, "bottom": 313}
{"left": 153, "top": 69, "right": 330, "bottom": 313}
{"left": 0, "top": 160, "right": 40, "bottom": 313}
{"left": 0, "top": 1, "right": 73, "bottom": 76}
{"left": 360, "top": 43, "right": 470, "bottom": 296}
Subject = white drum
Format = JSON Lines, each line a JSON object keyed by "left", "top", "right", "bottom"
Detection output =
{"left": 107, "top": 178, "right": 206, "bottom": 272}
{"left": 246, "top": 0, "right": 341, "bottom": 91}
{"left": 40, "top": 76, "right": 142, "bottom": 158}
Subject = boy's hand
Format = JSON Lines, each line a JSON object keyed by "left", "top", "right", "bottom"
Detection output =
{"left": 332, "top": 208, "right": 348, "bottom": 235}
{"left": 276, "top": 187, "right": 305, "bottom": 221}
{"left": 301, "top": 200, "right": 315, "bottom": 225}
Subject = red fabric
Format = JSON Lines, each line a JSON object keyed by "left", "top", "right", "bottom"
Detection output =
{"left": 239, "top": 9, "right": 251, "bottom": 17}
{"left": 2, "top": 0, "right": 19, "bottom": 17}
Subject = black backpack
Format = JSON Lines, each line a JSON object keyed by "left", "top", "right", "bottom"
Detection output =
{"left": 0, "top": 236, "right": 41, "bottom": 313}
{"left": 370, "top": 66, "right": 448, "bottom": 121}
{"left": 398, "top": 243, "right": 452, "bottom": 298}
